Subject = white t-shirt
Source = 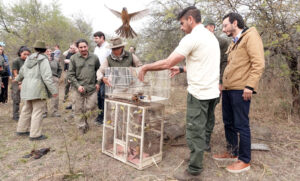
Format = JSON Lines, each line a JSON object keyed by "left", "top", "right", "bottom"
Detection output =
{"left": 174, "top": 24, "right": 220, "bottom": 100}
{"left": 94, "top": 41, "right": 111, "bottom": 65}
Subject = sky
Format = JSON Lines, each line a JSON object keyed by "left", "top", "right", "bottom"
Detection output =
{"left": 3, "top": 0, "right": 152, "bottom": 36}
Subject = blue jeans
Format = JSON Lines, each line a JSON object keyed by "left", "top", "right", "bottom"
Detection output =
{"left": 96, "top": 82, "right": 105, "bottom": 121}
{"left": 222, "top": 90, "right": 251, "bottom": 163}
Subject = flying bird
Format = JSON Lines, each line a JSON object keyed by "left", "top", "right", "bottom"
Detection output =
{"left": 105, "top": 5, "right": 149, "bottom": 39}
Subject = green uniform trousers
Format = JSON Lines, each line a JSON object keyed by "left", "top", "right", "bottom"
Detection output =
{"left": 186, "top": 93, "right": 219, "bottom": 175}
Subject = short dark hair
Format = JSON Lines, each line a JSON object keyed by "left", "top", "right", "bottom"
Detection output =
{"left": 76, "top": 39, "right": 88, "bottom": 47}
{"left": 34, "top": 48, "right": 46, "bottom": 53}
{"left": 223, "top": 12, "right": 245, "bottom": 29}
{"left": 177, "top": 6, "right": 201, "bottom": 23}
{"left": 17, "top": 46, "right": 31, "bottom": 57}
{"left": 93, "top": 31, "right": 105, "bottom": 40}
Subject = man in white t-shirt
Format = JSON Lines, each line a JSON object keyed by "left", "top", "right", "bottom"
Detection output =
{"left": 93, "top": 31, "right": 111, "bottom": 125}
{"left": 138, "top": 6, "right": 220, "bottom": 180}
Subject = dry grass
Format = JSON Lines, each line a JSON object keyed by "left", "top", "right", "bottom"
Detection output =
{"left": 0, "top": 73, "right": 299, "bottom": 181}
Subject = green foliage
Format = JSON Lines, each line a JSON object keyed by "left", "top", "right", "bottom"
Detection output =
{"left": 264, "top": 50, "right": 271, "bottom": 56}
{"left": 279, "top": 63, "right": 291, "bottom": 77}
{"left": 0, "top": 0, "right": 92, "bottom": 57}
{"left": 297, "top": 25, "right": 300, "bottom": 32}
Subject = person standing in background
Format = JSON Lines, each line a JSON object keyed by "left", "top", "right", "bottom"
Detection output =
{"left": 11, "top": 46, "right": 31, "bottom": 121}
{"left": 43, "top": 48, "right": 62, "bottom": 118}
{"left": 63, "top": 43, "right": 77, "bottom": 103}
{"left": 53, "top": 44, "right": 61, "bottom": 61}
{"left": 0, "top": 42, "right": 12, "bottom": 103}
{"left": 93, "top": 31, "right": 111, "bottom": 125}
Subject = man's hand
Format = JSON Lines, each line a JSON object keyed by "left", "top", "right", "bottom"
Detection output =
{"left": 169, "top": 66, "right": 180, "bottom": 78}
{"left": 242, "top": 88, "right": 253, "bottom": 101}
{"left": 52, "top": 94, "right": 58, "bottom": 98}
{"left": 96, "top": 84, "right": 100, "bottom": 91}
{"left": 78, "top": 86, "right": 85, "bottom": 93}
{"left": 138, "top": 65, "right": 147, "bottom": 81}
{"left": 102, "top": 77, "right": 112, "bottom": 87}
{"left": 219, "top": 84, "right": 223, "bottom": 93}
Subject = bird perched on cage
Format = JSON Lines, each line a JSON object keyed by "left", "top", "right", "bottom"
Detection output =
{"left": 105, "top": 5, "right": 149, "bottom": 38}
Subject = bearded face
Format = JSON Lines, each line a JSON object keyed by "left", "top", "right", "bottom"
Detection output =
{"left": 222, "top": 17, "right": 236, "bottom": 37}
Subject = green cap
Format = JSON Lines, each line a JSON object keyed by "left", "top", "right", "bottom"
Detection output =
{"left": 202, "top": 17, "right": 215, "bottom": 27}
{"left": 33, "top": 40, "right": 46, "bottom": 49}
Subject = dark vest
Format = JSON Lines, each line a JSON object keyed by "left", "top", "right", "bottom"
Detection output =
{"left": 107, "top": 51, "right": 134, "bottom": 67}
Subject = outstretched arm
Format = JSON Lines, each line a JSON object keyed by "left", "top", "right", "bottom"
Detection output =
{"left": 138, "top": 51, "right": 185, "bottom": 81}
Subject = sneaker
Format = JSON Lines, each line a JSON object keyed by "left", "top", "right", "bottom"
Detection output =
{"left": 65, "top": 105, "right": 72, "bottom": 110}
{"left": 226, "top": 160, "right": 250, "bottom": 173}
{"left": 173, "top": 169, "right": 201, "bottom": 181}
{"left": 29, "top": 135, "right": 48, "bottom": 141}
{"left": 16, "top": 132, "right": 30, "bottom": 136}
{"left": 212, "top": 152, "right": 238, "bottom": 161}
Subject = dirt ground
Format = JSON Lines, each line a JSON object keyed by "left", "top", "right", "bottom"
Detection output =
{"left": 0, "top": 76, "right": 299, "bottom": 181}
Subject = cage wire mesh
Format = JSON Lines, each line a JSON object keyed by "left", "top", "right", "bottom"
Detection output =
{"left": 104, "top": 67, "right": 170, "bottom": 103}
{"left": 102, "top": 67, "right": 168, "bottom": 169}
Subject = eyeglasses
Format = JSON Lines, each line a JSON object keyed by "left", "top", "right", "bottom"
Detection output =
{"left": 222, "top": 23, "right": 231, "bottom": 28}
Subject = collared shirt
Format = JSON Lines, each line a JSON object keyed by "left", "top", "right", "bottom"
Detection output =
{"left": 94, "top": 41, "right": 111, "bottom": 65}
{"left": 12, "top": 57, "right": 25, "bottom": 78}
{"left": 174, "top": 24, "right": 220, "bottom": 100}
{"left": 233, "top": 29, "right": 243, "bottom": 43}
{"left": 96, "top": 50, "right": 142, "bottom": 81}
{"left": 68, "top": 52, "right": 100, "bottom": 95}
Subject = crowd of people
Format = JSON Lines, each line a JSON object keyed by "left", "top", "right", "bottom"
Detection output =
{"left": 0, "top": 6, "right": 265, "bottom": 180}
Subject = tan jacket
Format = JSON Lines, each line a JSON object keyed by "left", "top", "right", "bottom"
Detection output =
{"left": 223, "top": 27, "right": 265, "bottom": 91}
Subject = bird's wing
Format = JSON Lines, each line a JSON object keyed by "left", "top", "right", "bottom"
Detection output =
{"left": 129, "top": 9, "right": 149, "bottom": 21}
{"left": 105, "top": 4, "right": 122, "bottom": 18}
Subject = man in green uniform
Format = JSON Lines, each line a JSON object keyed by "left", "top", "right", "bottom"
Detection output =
{"left": 202, "top": 17, "right": 230, "bottom": 92}
{"left": 202, "top": 17, "right": 230, "bottom": 151}
{"left": 68, "top": 39, "right": 100, "bottom": 134}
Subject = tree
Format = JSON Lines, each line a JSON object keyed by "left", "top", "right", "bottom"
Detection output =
{"left": 138, "top": 0, "right": 300, "bottom": 116}
{"left": 211, "top": 0, "right": 300, "bottom": 115}
{"left": 0, "top": 0, "right": 93, "bottom": 56}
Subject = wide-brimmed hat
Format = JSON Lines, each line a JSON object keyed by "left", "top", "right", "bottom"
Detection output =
{"left": 108, "top": 37, "right": 127, "bottom": 49}
{"left": 202, "top": 16, "right": 215, "bottom": 27}
{"left": 33, "top": 40, "right": 47, "bottom": 49}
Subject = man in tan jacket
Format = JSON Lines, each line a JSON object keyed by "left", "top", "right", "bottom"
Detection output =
{"left": 212, "top": 13, "right": 265, "bottom": 173}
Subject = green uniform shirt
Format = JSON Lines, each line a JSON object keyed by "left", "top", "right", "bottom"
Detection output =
{"left": 68, "top": 52, "right": 100, "bottom": 95}
{"left": 12, "top": 57, "right": 25, "bottom": 78}
{"left": 216, "top": 35, "right": 230, "bottom": 84}
{"left": 49, "top": 59, "right": 62, "bottom": 78}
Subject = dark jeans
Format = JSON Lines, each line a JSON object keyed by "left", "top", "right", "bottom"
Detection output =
{"left": 222, "top": 90, "right": 251, "bottom": 163}
{"left": 186, "top": 93, "right": 219, "bottom": 175}
{"left": 96, "top": 82, "right": 105, "bottom": 121}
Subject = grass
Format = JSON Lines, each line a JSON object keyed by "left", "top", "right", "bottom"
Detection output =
{"left": 0, "top": 73, "right": 299, "bottom": 180}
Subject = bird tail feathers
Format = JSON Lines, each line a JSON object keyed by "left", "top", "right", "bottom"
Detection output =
{"left": 116, "top": 24, "right": 137, "bottom": 39}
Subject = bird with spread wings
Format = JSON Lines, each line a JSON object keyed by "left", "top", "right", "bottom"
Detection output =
{"left": 105, "top": 5, "right": 149, "bottom": 39}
